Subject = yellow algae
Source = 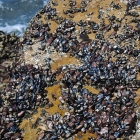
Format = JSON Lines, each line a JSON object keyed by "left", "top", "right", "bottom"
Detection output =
{"left": 84, "top": 85, "right": 100, "bottom": 94}
{"left": 20, "top": 118, "right": 39, "bottom": 140}
{"left": 136, "top": 89, "right": 140, "bottom": 106}
{"left": 45, "top": 84, "right": 65, "bottom": 115}
{"left": 56, "top": 73, "right": 63, "bottom": 81}
{"left": 49, "top": 20, "right": 59, "bottom": 32}
{"left": 137, "top": 73, "right": 140, "bottom": 80}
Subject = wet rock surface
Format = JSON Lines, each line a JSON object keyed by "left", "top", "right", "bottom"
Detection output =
{"left": 0, "top": 0, "right": 140, "bottom": 140}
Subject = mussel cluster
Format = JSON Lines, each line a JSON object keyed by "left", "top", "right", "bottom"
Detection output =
{"left": 0, "top": 63, "right": 56, "bottom": 139}
{"left": 0, "top": 31, "right": 21, "bottom": 59}
{"left": 0, "top": 0, "right": 140, "bottom": 139}
{"left": 37, "top": 86, "right": 136, "bottom": 139}
{"left": 29, "top": 1, "right": 139, "bottom": 139}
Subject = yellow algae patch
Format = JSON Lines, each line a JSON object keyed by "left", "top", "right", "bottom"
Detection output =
{"left": 49, "top": 20, "right": 59, "bottom": 32}
{"left": 19, "top": 111, "right": 36, "bottom": 139}
{"left": 20, "top": 118, "right": 39, "bottom": 140}
{"left": 84, "top": 85, "right": 100, "bottom": 94}
{"left": 51, "top": 53, "right": 80, "bottom": 71}
{"left": 56, "top": 73, "right": 63, "bottom": 81}
{"left": 136, "top": 89, "right": 140, "bottom": 106}
{"left": 45, "top": 84, "right": 65, "bottom": 115}
{"left": 20, "top": 108, "right": 50, "bottom": 140}
{"left": 137, "top": 73, "right": 140, "bottom": 80}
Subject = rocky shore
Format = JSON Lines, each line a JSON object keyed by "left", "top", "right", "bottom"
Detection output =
{"left": 0, "top": 0, "right": 140, "bottom": 140}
